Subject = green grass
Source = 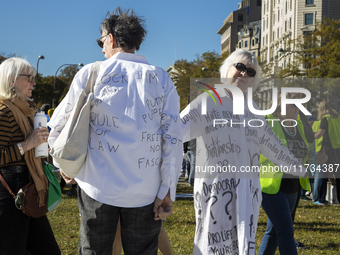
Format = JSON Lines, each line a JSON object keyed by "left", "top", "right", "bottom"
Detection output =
{"left": 48, "top": 185, "right": 340, "bottom": 254}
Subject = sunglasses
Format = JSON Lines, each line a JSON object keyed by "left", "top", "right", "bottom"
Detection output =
{"left": 96, "top": 34, "right": 109, "bottom": 48}
{"left": 19, "top": 74, "right": 36, "bottom": 83}
{"left": 233, "top": 63, "right": 256, "bottom": 77}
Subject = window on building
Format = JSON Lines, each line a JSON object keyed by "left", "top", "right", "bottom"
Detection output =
{"left": 305, "top": 13, "right": 313, "bottom": 25}
{"left": 264, "top": 2, "right": 266, "bottom": 13}
{"left": 284, "top": 59, "right": 286, "bottom": 69}
{"left": 285, "top": 20, "right": 287, "bottom": 32}
{"left": 252, "top": 39, "right": 255, "bottom": 46}
{"left": 257, "top": 0, "right": 262, "bottom": 6}
{"left": 266, "top": 34, "right": 268, "bottom": 44}
{"left": 256, "top": 38, "right": 259, "bottom": 44}
{"left": 267, "top": 1, "right": 269, "bottom": 11}
{"left": 285, "top": 1, "right": 288, "bottom": 14}
{"left": 238, "top": 14, "right": 243, "bottom": 21}
{"left": 263, "top": 20, "right": 265, "bottom": 31}
{"left": 303, "top": 31, "right": 314, "bottom": 45}
{"left": 245, "top": 29, "right": 248, "bottom": 34}
{"left": 289, "top": 17, "right": 292, "bottom": 29}
{"left": 278, "top": 10, "right": 280, "bottom": 22}
{"left": 273, "top": 14, "right": 275, "bottom": 24}
{"left": 239, "top": 42, "right": 242, "bottom": 48}
{"left": 290, "top": 0, "right": 292, "bottom": 10}
{"left": 238, "top": 25, "right": 243, "bottom": 32}
{"left": 273, "top": 31, "right": 275, "bottom": 41}
{"left": 277, "top": 27, "right": 279, "bottom": 38}
{"left": 267, "top": 17, "right": 269, "bottom": 29}
{"left": 245, "top": 41, "right": 248, "bottom": 47}
{"left": 274, "top": 0, "right": 276, "bottom": 7}
{"left": 263, "top": 37, "right": 265, "bottom": 45}
{"left": 306, "top": 0, "right": 314, "bottom": 4}
{"left": 253, "top": 52, "right": 256, "bottom": 56}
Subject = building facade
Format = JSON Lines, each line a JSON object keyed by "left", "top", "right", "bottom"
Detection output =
{"left": 235, "top": 21, "right": 262, "bottom": 57}
{"left": 217, "top": 0, "right": 262, "bottom": 55}
{"left": 260, "top": 0, "right": 340, "bottom": 70}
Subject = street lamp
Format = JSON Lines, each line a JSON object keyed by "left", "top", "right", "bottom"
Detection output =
{"left": 52, "top": 63, "right": 84, "bottom": 107}
{"left": 36, "top": 55, "right": 45, "bottom": 81}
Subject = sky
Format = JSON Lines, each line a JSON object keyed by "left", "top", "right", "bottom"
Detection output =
{"left": 1, "top": 0, "right": 243, "bottom": 77}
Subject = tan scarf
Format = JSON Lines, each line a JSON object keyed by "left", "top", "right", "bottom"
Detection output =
{"left": 0, "top": 97, "right": 48, "bottom": 206}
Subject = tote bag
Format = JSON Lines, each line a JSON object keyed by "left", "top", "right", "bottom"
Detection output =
{"left": 50, "top": 62, "right": 101, "bottom": 178}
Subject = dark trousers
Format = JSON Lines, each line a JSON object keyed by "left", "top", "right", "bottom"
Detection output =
{"left": 0, "top": 172, "right": 60, "bottom": 255}
{"left": 78, "top": 187, "right": 161, "bottom": 255}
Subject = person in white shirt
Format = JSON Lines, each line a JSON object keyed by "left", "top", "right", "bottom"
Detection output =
{"left": 180, "top": 49, "right": 308, "bottom": 254}
{"left": 48, "top": 7, "right": 182, "bottom": 254}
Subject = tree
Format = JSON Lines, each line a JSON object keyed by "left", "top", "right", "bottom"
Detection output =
{"left": 0, "top": 53, "right": 16, "bottom": 64}
{"left": 171, "top": 51, "right": 228, "bottom": 111}
{"left": 59, "top": 65, "right": 83, "bottom": 101}
{"left": 278, "top": 18, "right": 340, "bottom": 108}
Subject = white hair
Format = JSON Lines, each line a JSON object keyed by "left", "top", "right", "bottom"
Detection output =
{"left": 0, "top": 57, "right": 36, "bottom": 100}
{"left": 219, "top": 49, "right": 261, "bottom": 90}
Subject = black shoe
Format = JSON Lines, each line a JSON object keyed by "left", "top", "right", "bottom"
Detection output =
{"left": 295, "top": 239, "right": 307, "bottom": 249}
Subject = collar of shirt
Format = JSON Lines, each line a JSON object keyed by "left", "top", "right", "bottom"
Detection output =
{"left": 107, "top": 52, "right": 149, "bottom": 65}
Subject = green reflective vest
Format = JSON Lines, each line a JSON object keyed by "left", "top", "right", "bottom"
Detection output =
{"left": 260, "top": 114, "right": 311, "bottom": 194}
{"left": 313, "top": 115, "right": 340, "bottom": 152}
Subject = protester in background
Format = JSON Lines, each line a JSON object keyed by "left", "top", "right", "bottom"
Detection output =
{"left": 308, "top": 110, "right": 318, "bottom": 126}
{"left": 0, "top": 57, "right": 60, "bottom": 254}
{"left": 180, "top": 49, "right": 307, "bottom": 254}
{"left": 258, "top": 92, "right": 311, "bottom": 255}
{"left": 181, "top": 142, "right": 188, "bottom": 178}
{"left": 48, "top": 8, "right": 182, "bottom": 254}
{"left": 313, "top": 101, "right": 340, "bottom": 205}
{"left": 47, "top": 108, "right": 54, "bottom": 119}
{"left": 40, "top": 103, "right": 51, "bottom": 122}
{"left": 186, "top": 139, "right": 196, "bottom": 186}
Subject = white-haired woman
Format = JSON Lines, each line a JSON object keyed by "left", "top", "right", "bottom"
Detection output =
{"left": 0, "top": 57, "right": 60, "bottom": 254}
{"left": 180, "top": 49, "right": 307, "bottom": 254}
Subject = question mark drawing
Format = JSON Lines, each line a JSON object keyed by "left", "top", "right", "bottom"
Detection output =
{"left": 222, "top": 191, "right": 233, "bottom": 220}
{"left": 205, "top": 196, "right": 218, "bottom": 224}
{"left": 195, "top": 191, "right": 202, "bottom": 215}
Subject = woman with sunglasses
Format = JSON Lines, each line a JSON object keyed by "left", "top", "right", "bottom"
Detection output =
{"left": 180, "top": 49, "right": 307, "bottom": 254}
{"left": 0, "top": 57, "right": 60, "bottom": 254}
{"left": 258, "top": 92, "right": 313, "bottom": 255}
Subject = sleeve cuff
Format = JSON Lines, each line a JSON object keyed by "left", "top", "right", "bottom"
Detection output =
{"left": 13, "top": 144, "right": 23, "bottom": 159}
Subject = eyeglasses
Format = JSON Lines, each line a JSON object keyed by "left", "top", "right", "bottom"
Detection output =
{"left": 96, "top": 34, "right": 109, "bottom": 48}
{"left": 233, "top": 63, "right": 256, "bottom": 77}
{"left": 19, "top": 74, "right": 36, "bottom": 83}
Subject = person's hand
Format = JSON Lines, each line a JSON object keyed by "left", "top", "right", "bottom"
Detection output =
{"left": 60, "top": 170, "right": 77, "bottom": 185}
{"left": 21, "top": 127, "right": 50, "bottom": 152}
{"left": 153, "top": 191, "right": 173, "bottom": 221}
{"left": 316, "top": 148, "right": 328, "bottom": 164}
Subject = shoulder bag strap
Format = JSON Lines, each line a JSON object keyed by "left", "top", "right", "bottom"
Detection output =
{"left": 0, "top": 173, "right": 16, "bottom": 199}
{"left": 85, "top": 61, "right": 102, "bottom": 95}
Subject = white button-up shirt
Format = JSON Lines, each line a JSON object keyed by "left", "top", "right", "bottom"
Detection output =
{"left": 48, "top": 53, "right": 182, "bottom": 207}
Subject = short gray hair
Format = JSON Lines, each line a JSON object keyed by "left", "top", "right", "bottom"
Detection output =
{"left": 220, "top": 49, "right": 261, "bottom": 90}
{"left": 0, "top": 57, "right": 36, "bottom": 100}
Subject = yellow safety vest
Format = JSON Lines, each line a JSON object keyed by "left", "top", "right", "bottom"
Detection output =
{"left": 313, "top": 115, "right": 340, "bottom": 151}
{"left": 260, "top": 114, "right": 311, "bottom": 194}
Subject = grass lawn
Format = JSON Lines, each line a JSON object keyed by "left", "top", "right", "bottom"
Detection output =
{"left": 48, "top": 184, "right": 340, "bottom": 254}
